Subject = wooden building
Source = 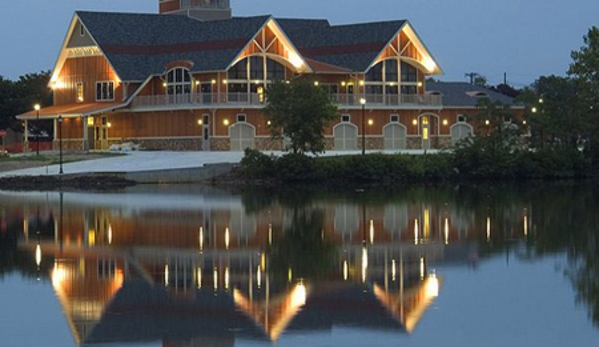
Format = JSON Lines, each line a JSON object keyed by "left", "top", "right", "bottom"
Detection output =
{"left": 17, "top": 0, "right": 523, "bottom": 151}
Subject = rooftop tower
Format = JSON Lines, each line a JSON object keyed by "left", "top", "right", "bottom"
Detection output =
{"left": 159, "top": 0, "right": 232, "bottom": 21}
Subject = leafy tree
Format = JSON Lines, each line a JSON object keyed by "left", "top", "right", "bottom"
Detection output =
{"left": 263, "top": 79, "right": 338, "bottom": 154}
{"left": 491, "top": 83, "right": 521, "bottom": 98}
{"left": 0, "top": 71, "right": 52, "bottom": 134}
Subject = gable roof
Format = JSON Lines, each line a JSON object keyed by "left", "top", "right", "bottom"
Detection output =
{"left": 77, "top": 11, "right": 271, "bottom": 81}
{"left": 426, "top": 82, "right": 523, "bottom": 107}
{"left": 278, "top": 19, "right": 407, "bottom": 72}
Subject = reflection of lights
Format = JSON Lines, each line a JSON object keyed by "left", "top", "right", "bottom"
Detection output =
{"left": 268, "top": 224, "right": 273, "bottom": 245}
{"left": 524, "top": 215, "right": 528, "bottom": 237}
{"left": 420, "top": 257, "right": 425, "bottom": 280}
{"left": 343, "top": 260, "right": 349, "bottom": 281}
{"left": 199, "top": 227, "right": 204, "bottom": 251}
{"left": 225, "top": 267, "right": 230, "bottom": 290}
{"left": 369, "top": 220, "right": 374, "bottom": 244}
{"left": 197, "top": 267, "right": 202, "bottom": 289}
{"left": 486, "top": 217, "right": 491, "bottom": 242}
{"left": 225, "top": 227, "right": 230, "bottom": 250}
{"left": 261, "top": 253, "right": 266, "bottom": 271}
{"left": 108, "top": 224, "right": 112, "bottom": 245}
{"left": 288, "top": 268, "right": 293, "bottom": 282}
{"left": 414, "top": 219, "right": 419, "bottom": 245}
{"left": 214, "top": 268, "right": 218, "bottom": 290}
{"left": 426, "top": 274, "right": 440, "bottom": 298}
{"left": 424, "top": 209, "right": 430, "bottom": 239}
{"left": 257, "top": 266, "right": 262, "bottom": 289}
{"left": 444, "top": 218, "right": 450, "bottom": 245}
{"left": 35, "top": 243, "right": 42, "bottom": 267}
{"left": 164, "top": 264, "right": 169, "bottom": 286}
{"left": 391, "top": 259, "right": 396, "bottom": 282}
{"left": 361, "top": 246, "right": 368, "bottom": 283}
{"left": 52, "top": 262, "right": 67, "bottom": 287}
{"left": 291, "top": 282, "right": 307, "bottom": 307}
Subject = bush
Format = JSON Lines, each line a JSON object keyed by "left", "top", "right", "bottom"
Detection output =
{"left": 275, "top": 153, "right": 315, "bottom": 182}
{"left": 239, "top": 148, "right": 275, "bottom": 179}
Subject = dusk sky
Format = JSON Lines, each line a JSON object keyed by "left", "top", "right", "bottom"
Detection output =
{"left": 1, "top": 0, "right": 598, "bottom": 87}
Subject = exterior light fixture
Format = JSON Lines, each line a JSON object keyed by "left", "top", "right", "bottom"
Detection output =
{"left": 531, "top": 107, "right": 537, "bottom": 113}
{"left": 223, "top": 79, "right": 228, "bottom": 84}
{"left": 359, "top": 80, "right": 365, "bottom": 86}
{"left": 360, "top": 98, "right": 366, "bottom": 155}
{"left": 162, "top": 82, "right": 167, "bottom": 87}
{"left": 485, "top": 120, "right": 490, "bottom": 125}
{"left": 107, "top": 122, "right": 112, "bottom": 128}
{"left": 368, "top": 119, "right": 374, "bottom": 126}
{"left": 539, "top": 98, "right": 544, "bottom": 104}
{"left": 211, "top": 79, "right": 216, "bottom": 84}
{"left": 198, "top": 119, "right": 203, "bottom": 125}
{"left": 523, "top": 120, "right": 527, "bottom": 125}
{"left": 443, "top": 119, "right": 448, "bottom": 126}
{"left": 34, "top": 104, "right": 41, "bottom": 155}
{"left": 314, "top": 81, "right": 319, "bottom": 86}
{"left": 223, "top": 119, "right": 230, "bottom": 126}
{"left": 412, "top": 119, "right": 418, "bottom": 126}
{"left": 267, "top": 120, "right": 272, "bottom": 126}
{"left": 341, "top": 81, "right": 347, "bottom": 87}
{"left": 195, "top": 80, "right": 200, "bottom": 86}
{"left": 417, "top": 81, "right": 423, "bottom": 87}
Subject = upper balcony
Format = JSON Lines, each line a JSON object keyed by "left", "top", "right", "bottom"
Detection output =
{"left": 130, "top": 92, "right": 442, "bottom": 110}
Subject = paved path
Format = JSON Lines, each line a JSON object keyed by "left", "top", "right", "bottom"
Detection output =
{"left": 0, "top": 149, "right": 438, "bottom": 177}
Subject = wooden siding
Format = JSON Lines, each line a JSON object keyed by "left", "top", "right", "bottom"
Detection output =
{"left": 54, "top": 56, "right": 121, "bottom": 106}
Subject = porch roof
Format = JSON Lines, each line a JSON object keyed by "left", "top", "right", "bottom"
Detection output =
{"left": 17, "top": 102, "right": 125, "bottom": 120}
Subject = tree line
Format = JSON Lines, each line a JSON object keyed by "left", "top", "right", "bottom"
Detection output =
{"left": 0, "top": 71, "right": 52, "bottom": 133}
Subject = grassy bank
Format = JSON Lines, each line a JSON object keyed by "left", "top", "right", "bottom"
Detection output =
{"left": 238, "top": 145, "right": 596, "bottom": 185}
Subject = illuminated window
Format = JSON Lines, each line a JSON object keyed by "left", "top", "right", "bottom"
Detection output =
{"left": 76, "top": 83, "right": 84, "bottom": 102}
{"left": 96, "top": 81, "right": 114, "bottom": 101}
{"left": 166, "top": 67, "right": 191, "bottom": 96}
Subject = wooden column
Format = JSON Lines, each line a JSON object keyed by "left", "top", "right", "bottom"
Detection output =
{"left": 23, "top": 119, "right": 29, "bottom": 153}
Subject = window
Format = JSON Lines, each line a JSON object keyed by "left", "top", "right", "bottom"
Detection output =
{"left": 76, "top": 83, "right": 84, "bottom": 102}
{"left": 457, "top": 115, "right": 466, "bottom": 123}
{"left": 237, "top": 114, "right": 247, "bottom": 123}
{"left": 401, "top": 85, "right": 417, "bottom": 95}
{"left": 79, "top": 24, "right": 85, "bottom": 37}
{"left": 385, "top": 60, "right": 398, "bottom": 82}
{"left": 390, "top": 114, "right": 399, "bottom": 123}
{"left": 366, "top": 62, "right": 383, "bottom": 82}
{"left": 267, "top": 59, "right": 285, "bottom": 81}
{"left": 341, "top": 114, "right": 350, "bottom": 123}
{"left": 321, "top": 83, "right": 339, "bottom": 95}
{"left": 228, "top": 83, "right": 248, "bottom": 93}
{"left": 401, "top": 62, "right": 418, "bottom": 82}
{"left": 96, "top": 81, "right": 114, "bottom": 101}
{"left": 228, "top": 58, "right": 248, "bottom": 80}
{"left": 166, "top": 67, "right": 191, "bottom": 96}
{"left": 365, "top": 85, "right": 383, "bottom": 95}
{"left": 249, "top": 56, "right": 264, "bottom": 80}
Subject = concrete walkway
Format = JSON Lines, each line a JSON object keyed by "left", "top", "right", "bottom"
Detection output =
{"left": 0, "top": 149, "right": 439, "bottom": 177}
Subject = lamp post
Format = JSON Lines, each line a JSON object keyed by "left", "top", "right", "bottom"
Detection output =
{"left": 360, "top": 98, "right": 366, "bottom": 155}
{"left": 58, "top": 115, "right": 63, "bottom": 174}
{"left": 34, "top": 104, "right": 40, "bottom": 155}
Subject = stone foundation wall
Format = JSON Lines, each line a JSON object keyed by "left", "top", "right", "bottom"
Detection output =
{"left": 210, "top": 138, "right": 230, "bottom": 151}
{"left": 53, "top": 140, "right": 84, "bottom": 151}
{"left": 407, "top": 137, "right": 422, "bottom": 149}
{"left": 324, "top": 138, "right": 334, "bottom": 151}
{"left": 357, "top": 137, "right": 384, "bottom": 150}
{"left": 255, "top": 137, "right": 284, "bottom": 151}
{"left": 436, "top": 136, "right": 452, "bottom": 149}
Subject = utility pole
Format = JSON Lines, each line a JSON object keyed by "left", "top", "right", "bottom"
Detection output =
{"left": 504, "top": 72, "right": 507, "bottom": 86}
{"left": 465, "top": 72, "right": 478, "bottom": 84}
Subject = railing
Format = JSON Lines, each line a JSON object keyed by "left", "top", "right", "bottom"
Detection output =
{"left": 131, "top": 92, "right": 441, "bottom": 108}
{"left": 183, "top": 0, "right": 230, "bottom": 9}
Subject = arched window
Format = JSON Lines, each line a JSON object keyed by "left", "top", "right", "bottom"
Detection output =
{"left": 366, "top": 62, "right": 383, "bottom": 82}
{"left": 166, "top": 67, "right": 191, "bottom": 96}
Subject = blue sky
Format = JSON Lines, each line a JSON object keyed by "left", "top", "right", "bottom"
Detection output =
{"left": 1, "top": 0, "right": 597, "bottom": 87}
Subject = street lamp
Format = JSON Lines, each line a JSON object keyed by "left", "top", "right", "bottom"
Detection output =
{"left": 360, "top": 98, "right": 366, "bottom": 155}
{"left": 34, "top": 104, "right": 40, "bottom": 155}
{"left": 58, "top": 115, "right": 63, "bottom": 174}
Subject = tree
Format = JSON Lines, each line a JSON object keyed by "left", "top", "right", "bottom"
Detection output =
{"left": 569, "top": 27, "right": 599, "bottom": 169}
{"left": 263, "top": 79, "right": 338, "bottom": 154}
{"left": 0, "top": 70, "right": 52, "bottom": 133}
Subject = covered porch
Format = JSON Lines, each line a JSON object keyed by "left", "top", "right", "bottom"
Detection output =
{"left": 17, "top": 102, "right": 124, "bottom": 152}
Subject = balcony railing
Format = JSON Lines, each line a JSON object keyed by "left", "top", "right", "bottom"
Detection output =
{"left": 131, "top": 92, "right": 442, "bottom": 108}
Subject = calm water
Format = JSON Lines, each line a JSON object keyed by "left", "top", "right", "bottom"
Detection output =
{"left": 1, "top": 183, "right": 599, "bottom": 347}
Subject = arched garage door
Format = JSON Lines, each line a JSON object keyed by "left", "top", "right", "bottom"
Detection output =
{"left": 450, "top": 123, "right": 473, "bottom": 145}
{"left": 383, "top": 123, "right": 407, "bottom": 150}
{"left": 230, "top": 123, "right": 255, "bottom": 150}
{"left": 334, "top": 124, "right": 358, "bottom": 150}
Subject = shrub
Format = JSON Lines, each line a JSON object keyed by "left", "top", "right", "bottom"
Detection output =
{"left": 239, "top": 148, "right": 275, "bottom": 179}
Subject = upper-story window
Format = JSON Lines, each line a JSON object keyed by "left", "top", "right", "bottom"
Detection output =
{"left": 401, "top": 62, "right": 418, "bottom": 82}
{"left": 267, "top": 59, "right": 285, "bottom": 81}
{"left": 229, "top": 58, "right": 248, "bottom": 80}
{"left": 167, "top": 67, "right": 191, "bottom": 96}
{"left": 249, "top": 56, "right": 264, "bottom": 80}
{"left": 96, "top": 81, "right": 114, "bottom": 101}
{"left": 385, "top": 60, "right": 398, "bottom": 81}
{"left": 366, "top": 62, "right": 383, "bottom": 82}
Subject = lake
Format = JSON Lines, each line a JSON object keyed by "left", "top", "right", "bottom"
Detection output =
{"left": 1, "top": 183, "right": 598, "bottom": 347}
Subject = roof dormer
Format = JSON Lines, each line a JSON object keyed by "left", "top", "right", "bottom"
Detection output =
{"left": 159, "top": 0, "right": 232, "bottom": 21}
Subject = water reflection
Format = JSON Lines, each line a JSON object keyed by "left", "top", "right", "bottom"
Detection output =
{"left": 1, "top": 183, "right": 599, "bottom": 346}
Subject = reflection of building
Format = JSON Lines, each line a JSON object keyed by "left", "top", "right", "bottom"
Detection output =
{"left": 4, "top": 188, "right": 532, "bottom": 346}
